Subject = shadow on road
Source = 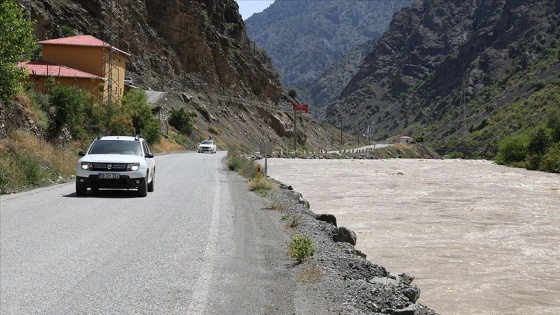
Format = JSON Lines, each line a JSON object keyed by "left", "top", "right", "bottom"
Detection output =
{"left": 63, "top": 189, "right": 141, "bottom": 199}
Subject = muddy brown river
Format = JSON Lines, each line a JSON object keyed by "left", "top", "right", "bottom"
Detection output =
{"left": 264, "top": 158, "right": 560, "bottom": 314}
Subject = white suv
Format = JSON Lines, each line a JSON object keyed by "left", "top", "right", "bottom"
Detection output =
{"left": 198, "top": 140, "right": 217, "bottom": 153}
{"left": 75, "top": 135, "right": 155, "bottom": 197}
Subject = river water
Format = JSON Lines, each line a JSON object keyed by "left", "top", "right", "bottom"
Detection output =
{"left": 264, "top": 158, "right": 560, "bottom": 314}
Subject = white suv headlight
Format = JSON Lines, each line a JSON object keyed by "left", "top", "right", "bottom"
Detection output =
{"left": 81, "top": 162, "right": 93, "bottom": 170}
{"left": 127, "top": 163, "right": 140, "bottom": 171}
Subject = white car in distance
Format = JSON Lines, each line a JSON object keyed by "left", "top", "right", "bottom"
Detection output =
{"left": 198, "top": 140, "right": 217, "bottom": 153}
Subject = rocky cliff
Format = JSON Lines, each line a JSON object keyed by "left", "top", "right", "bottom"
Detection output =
{"left": 327, "top": 0, "right": 560, "bottom": 155}
{"left": 15, "top": 0, "right": 344, "bottom": 150}
{"left": 27, "top": 0, "right": 280, "bottom": 100}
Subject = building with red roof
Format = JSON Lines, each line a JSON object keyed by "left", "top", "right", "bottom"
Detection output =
{"left": 20, "top": 35, "right": 130, "bottom": 101}
{"left": 18, "top": 60, "right": 105, "bottom": 95}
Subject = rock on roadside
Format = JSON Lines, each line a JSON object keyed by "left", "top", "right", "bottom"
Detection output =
{"left": 269, "top": 179, "right": 438, "bottom": 315}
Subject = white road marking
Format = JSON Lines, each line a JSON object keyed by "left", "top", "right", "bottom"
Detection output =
{"left": 187, "top": 160, "right": 222, "bottom": 314}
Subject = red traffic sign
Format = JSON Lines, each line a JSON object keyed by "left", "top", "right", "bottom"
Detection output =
{"left": 293, "top": 103, "right": 309, "bottom": 113}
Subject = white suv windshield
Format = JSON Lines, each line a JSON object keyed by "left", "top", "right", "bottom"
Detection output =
{"left": 89, "top": 140, "right": 142, "bottom": 155}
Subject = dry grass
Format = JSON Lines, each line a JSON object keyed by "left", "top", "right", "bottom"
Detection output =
{"left": 0, "top": 130, "right": 80, "bottom": 193}
{"left": 152, "top": 137, "right": 186, "bottom": 153}
{"left": 299, "top": 262, "right": 322, "bottom": 283}
{"left": 8, "top": 130, "right": 77, "bottom": 176}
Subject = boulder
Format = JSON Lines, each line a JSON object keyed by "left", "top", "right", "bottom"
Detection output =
{"left": 316, "top": 213, "right": 337, "bottom": 227}
{"left": 403, "top": 286, "right": 421, "bottom": 303}
{"left": 333, "top": 226, "right": 357, "bottom": 245}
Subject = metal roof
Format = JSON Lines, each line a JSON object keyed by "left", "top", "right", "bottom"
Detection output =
{"left": 18, "top": 60, "right": 105, "bottom": 80}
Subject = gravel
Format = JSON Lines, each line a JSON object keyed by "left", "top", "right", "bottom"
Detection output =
{"left": 267, "top": 179, "right": 438, "bottom": 315}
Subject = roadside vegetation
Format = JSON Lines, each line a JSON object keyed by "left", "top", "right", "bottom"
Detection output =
{"left": 226, "top": 144, "right": 276, "bottom": 196}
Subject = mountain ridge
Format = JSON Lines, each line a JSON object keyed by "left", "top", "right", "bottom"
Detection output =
{"left": 326, "top": 0, "right": 560, "bottom": 156}
{"left": 245, "top": 0, "right": 412, "bottom": 108}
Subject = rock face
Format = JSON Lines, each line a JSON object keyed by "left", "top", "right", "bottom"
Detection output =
{"left": 17, "top": 0, "right": 347, "bottom": 150}
{"left": 326, "top": 0, "right": 560, "bottom": 155}
{"left": 302, "top": 39, "right": 378, "bottom": 119}
{"left": 26, "top": 0, "right": 281, "bottom": 102}
{"left": 245, "top": 0, "right": 412, "bottom": 106}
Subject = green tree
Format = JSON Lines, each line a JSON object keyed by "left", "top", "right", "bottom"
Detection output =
{"left": 121, "top": 89, "right": 160, "bottom": 145}
{"left": 495, "top": 133, "right": 529, "bottom": 165}
{"left": 288, "top": 88, "right": 297, "bottom": 98}
{"left": 48, "top": 83, "right": 90, "bottom": 139}
{"left": 169, "top": 107, "right": 194, "bottom": 135}
{"left": 528, "top": 127, "right": 551, "bottom": 156}
{"left": 526, "top": 128, "right": 551, "bottom": 170}
{"left": 540, "top": 143, "right": 560, "bottom": 173}
{"left": 546, "top": 107, "right": 560, "bottom": 143}
{"left": 0, "top": 0, "right": 36, "bottom": 104}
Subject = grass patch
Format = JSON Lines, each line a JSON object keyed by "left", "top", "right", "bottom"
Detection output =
{"left": 0, "top": 130, "right": 77, "bottom": 193}
{"left": 227, "top": 144, "right": 277, "bottom": 195}
{"left": 152, "top": 135, "right": 188, "bottom": 153}
{"left": 248, "top": 177, "right": 276, "bottom": 197}
{"left": 208, "top": 125, "right": 221, "bottom": 135}
{"left": 288, "top": 215, "right": 300, "bottom": 228}
{"left": 226, "top": 144, "right": 255, "bottom": 176}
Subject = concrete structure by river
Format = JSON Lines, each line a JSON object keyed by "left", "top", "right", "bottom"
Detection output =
{"left": 265, "top": 158, "right": 560, "bottom": 314}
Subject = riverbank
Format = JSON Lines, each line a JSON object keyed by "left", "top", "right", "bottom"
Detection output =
{"left": 269, "top": 179, "right": 438, "bottom": 314}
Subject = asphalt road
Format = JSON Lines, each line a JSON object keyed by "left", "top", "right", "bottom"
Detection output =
{"left": 0, "top": 151, "right": 332, "bottom": 314}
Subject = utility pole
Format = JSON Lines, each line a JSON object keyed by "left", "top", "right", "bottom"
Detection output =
{"left": 339, "top": 112, "right": 343, "bottom": 146}
{"left": 461, "top": 72, "right": 467, "bottom": 134}
{"left": 293, "top": 107, "right": 297, "bottom": 151}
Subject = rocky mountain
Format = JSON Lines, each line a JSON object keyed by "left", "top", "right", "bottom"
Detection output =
{"left": 326, "top": 0, "right": 560, "bottom": 156}
{"left": 12, "top": 0, "right": 344, "bottom": 150}
{"left": 302, "top": 39, "right": 377, "bottom": 119}
{"left": 245, "top": 0, "right": 412, "bottom": 108}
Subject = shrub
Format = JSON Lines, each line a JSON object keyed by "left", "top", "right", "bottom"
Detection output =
{"left": 528, "top": 127, "right": 551, "bottom": 156}
{"left": 546, "top": 107, "right": 560, "bottom": 142}
{"left": 540, "top": 143, "right": 560, "bottom": 173}
{"left": 288, "top": 88, "right": 297, "bottom": 98}
{"left": 226, "top": 144, "right": 255, "bottom": 172}
{"left": 495, "top": 133, "right": 529, "bottom": 165}
{"left": 61, "top": 26, "right": 75, "bottom": 37}
{"left": 121, "top": 89, "right": 160, "bottom": 145}
{"left": 289, "top": 235, "right": 316, "bottom": 263}
{"left": 108, "top": 114, "right": 135, "bottom": 136}
{"left": 48, "top": 83, "right": 90, "bottom": 138}
{"left": 168, "top": 107, "right": 194, "bottom": 135}
{"left": 15, "top": 154, "right": 42, "bottom": 187}
{"left": 226, "top": 153, "right": 255, "bottom": 178}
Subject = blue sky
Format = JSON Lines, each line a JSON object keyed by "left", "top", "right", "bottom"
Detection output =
{"left": 235, "top": 0, "right": 275, "bottom": 20}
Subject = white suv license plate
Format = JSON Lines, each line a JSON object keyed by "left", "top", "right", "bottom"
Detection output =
{"left": 99, "top": 173, "right": 120, "bottom": 179}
